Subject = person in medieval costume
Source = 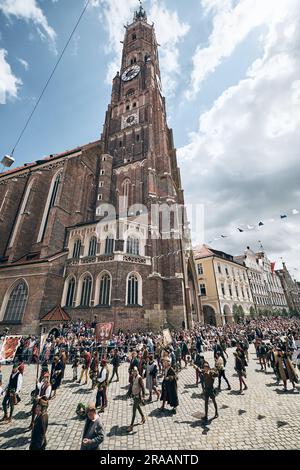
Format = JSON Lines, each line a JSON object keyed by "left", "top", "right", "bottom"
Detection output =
{"left": 29, "top": 398, "right": 49, "bottom": 450}
{"left": 60, "top": 348, "right": 68, "bottom": 380}
{"left": 146, "top": 355, "right": 160, "bottom": 402}
{"left": 29, "top": 373, "right": 52, "bottom": 429}
{"left": 277, "top": 349, "right": 299, "bottom": 391}
{"left": 159, "top": 357, "right": 179, "bottom": 414}
{"left": 0, "top": 364, "right": 23, "bottom": 423}
{"left": 127, "top": 351, "right": 139, "bottom": 397}
{"left": 89, "top": 351, "right": 99, "bottom": 390}
{"left": 95, "top": 359, "right": 109, "bottom": 413}
{"left": 72, "top": 352, "right": 80, "bottom": 382}
{"left": 202, "top": 362, "right": 219, "bottom": 424}
{"left": 50, "top": 355, "right": 63, "bottom": 399}
{"left": 127, "top": 367, "right": 146, "bottom": 433}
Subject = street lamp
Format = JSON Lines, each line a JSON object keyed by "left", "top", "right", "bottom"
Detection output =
{"left": 1, "top": 155, "right": 15, "bottom": 173}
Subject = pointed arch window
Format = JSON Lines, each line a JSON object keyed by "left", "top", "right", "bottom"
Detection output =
{"left": 105, "top": 236, "right": 115, "bottom": 255}
{"left": 127, "top": 236, "right": 139, "bottom": 255}
{"left": 66, "top": 277, "right": 75, "bottom": 307}
{"left": 73, "top": 239, "right": 82, "bottom": 259}
{"left": 3, "top": 281, "right": 28, "bottom": 323}
{"left": 37, "top": 171, "right": 62, "bottom": 242}
{"left": 88, "top": 237, "right": 97, "bottom": 257}
{"left": 127, "top": 274, "right": 139, "bottom": 306}
{"left": 122, "top": 179, "right": 131, "bottom": 209}
{"left": 80, "top": 275, "right": 92, "bottom": 307}
{"left": 99, "top": 274, "right": 111, "bottom": 306}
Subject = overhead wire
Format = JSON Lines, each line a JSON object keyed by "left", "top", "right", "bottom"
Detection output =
{"left": 10, "top": 0, "right": 91, "bottom": 157}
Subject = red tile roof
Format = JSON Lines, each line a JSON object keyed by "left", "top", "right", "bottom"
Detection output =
{"left": 41, "top": 305, "right": 71, "bottom": 322}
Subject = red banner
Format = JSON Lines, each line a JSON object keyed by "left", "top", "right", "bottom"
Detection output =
{"left": 0, "top": 336, "right": 22, "bottom": 362}
{"left": 95, "top": 322, "right": 114, "bottom": 342}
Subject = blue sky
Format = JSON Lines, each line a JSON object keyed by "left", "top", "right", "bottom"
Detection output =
{"left": 1, "top": 0, "right": 300, "bottom": 276}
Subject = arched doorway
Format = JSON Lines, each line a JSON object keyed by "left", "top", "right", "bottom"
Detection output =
{"left": 203, "top": 305, "right": 217, "bottom": 326}
{"left": 223, "top": 305, "right": 231, "bottom": 324}
{"left": 48, "top": 328, "right": 60, "bottom": 338}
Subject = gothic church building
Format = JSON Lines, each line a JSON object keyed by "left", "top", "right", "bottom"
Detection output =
{"left": 0, "top": 6, "right": 201, "bottom": 335}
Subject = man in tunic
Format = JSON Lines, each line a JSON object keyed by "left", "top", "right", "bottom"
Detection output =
{"left": 0, "top": 364, "right": 23, "bottom": 423}
{"left": 202, "top": 362, "right": 219, "bottom": 424}
{"left": 146, "top": 355, "right": 160, "bottom": 402}
{"left": 127, "top": 367, "right": 146, "bottom": 433}
{"left": 96, "top": 359, "right": 109, "bottom": 412}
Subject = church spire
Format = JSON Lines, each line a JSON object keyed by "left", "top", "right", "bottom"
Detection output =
{"left": 134, "top": 0, "right": 147, "bottom": 22}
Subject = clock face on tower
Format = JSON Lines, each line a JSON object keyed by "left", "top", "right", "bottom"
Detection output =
{"left": 122, "top": 65, "right": 140, "bottom": 82}
{"left": 122, "top": 113, "right": 138, "bottom": 129}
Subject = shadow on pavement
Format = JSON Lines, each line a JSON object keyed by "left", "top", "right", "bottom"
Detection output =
{"left": 72, "top": 388, "right": 92, "bottom": 395}
{"left": 0, "top": 427, "right": 26, "bottom": 438}
{"left": 12, "top": 411, "right": 30, "bottom": 420}
{"left": 190, "top": 392, "right": 204, "bottom": 400}
{"left": 148, "top": 408, "right": 175, "bottom": 418}
{"left": 0, "top": 436, "right": 30, "bottom": 449}
{"left": 113, "top": 394, "right": 128, "bottom": 401}
{"left": 275, "top": 388, "right": 297, "bottom": 395}
{"left": 107, "top": 425, "right": 131, "bottom": 437}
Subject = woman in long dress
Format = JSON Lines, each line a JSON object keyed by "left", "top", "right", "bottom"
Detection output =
{"left": 277, "top": 349, "right": 299, "bottom": 391}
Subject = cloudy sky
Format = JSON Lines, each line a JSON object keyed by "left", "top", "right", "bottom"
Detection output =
{"left": 0, "top": 0, "right": 300, "bottom": 277}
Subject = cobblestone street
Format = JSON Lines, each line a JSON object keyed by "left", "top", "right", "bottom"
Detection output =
{"left": 0, "top": 345, "right": 299, "bottom": 450}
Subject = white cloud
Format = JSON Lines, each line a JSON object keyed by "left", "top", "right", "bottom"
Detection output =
{"left": 0, "top": 0, "right": 56, "bottom": 45}
{"left": 178, "top": 0, "right": 300, "bottom": 271}
{"left": 93, "top": 0, "right": 189, "bottom": 95}
{"left": 186, "top": 0, "right": 295, "bottom": 100}
{"left": 17, "top": 57, "right": 29, "bottom": 70}
{"left": 0, "top": 48, "right": 22, "bottom": 104}
{"left": 91, "top": 0, "right": 138, "bottom": 83}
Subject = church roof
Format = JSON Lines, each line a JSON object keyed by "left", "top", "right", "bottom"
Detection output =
{"left": 41, "top": 305, "right": 71, "bottom": 322}
{"left": 0, "top": 140, "right": 101, "bottom": 180}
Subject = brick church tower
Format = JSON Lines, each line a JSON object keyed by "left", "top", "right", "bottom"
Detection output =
{"left": 0, "top": 4, "right": 201, "bottom": 334}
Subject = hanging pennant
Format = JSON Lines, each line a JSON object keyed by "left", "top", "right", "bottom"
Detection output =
{"left": 258, "top": 222, "right": 264, "bottom": 226}
{"left": 237, "top": 228, "right": 244, "bottom": 233}
{"left": 292, "top": 209, "right": 299, "bottom": 215}
{"left": 280, "top": 215, "right": 287, "bottom": 219}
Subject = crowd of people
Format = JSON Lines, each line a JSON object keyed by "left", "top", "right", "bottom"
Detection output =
{"left": 0, "top": 316, "right": 299, "bottom": 450}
